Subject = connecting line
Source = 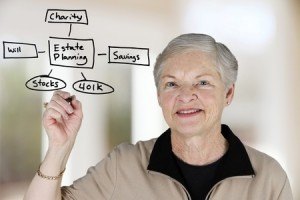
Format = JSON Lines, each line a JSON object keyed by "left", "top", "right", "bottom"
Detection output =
{"left": 97, "top": 53, "right": 107, "bottom": 56}
{"left": 81, "top": 72, "right": 87, "bottom": 80}
{"left": 68, "top": 24, "right": 72, "bottom": 37}
{"left": 48, "top": 69, "right": 53, "bottom": 76}
{"left": 38, "top": 51, "right": 46, "bottom": 54}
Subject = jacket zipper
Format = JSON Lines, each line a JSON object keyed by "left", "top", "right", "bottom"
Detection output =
{"left": 149, "top": 171, "right": 254, "bottom": 200}
{"left": 148, "top": 170, "right": 192, "bottom": 200}
{"left": 205, "top": 175, "right": 254, "bottom": 200}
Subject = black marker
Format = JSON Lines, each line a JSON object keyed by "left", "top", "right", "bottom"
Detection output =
{"left": 65, "top": 95, "right": 75, "bottom": 103}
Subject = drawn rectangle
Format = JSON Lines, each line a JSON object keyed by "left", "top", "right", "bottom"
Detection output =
{"left": 108, "top": 46, "right": 150, "bottom": 66}
{"left": 3, "top": 41, "right": 38, "bottom": 59}
{"left": 45, "top": 9, "right": 88, "bottom": 24}
{"left": 48, "top": 37, "right": 95, "bottom": 69}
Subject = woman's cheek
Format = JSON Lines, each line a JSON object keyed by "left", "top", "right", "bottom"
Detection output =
{"left": 198, "top": 91, "right": 215, "bottom": 103}
{"left": 164, "top": 89, "right": 177, "bottom": 100}
{"left": 159, "top": 92, "right": 169, "bottom": 106}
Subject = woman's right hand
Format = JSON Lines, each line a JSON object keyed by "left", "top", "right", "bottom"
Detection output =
{"left": 24, "top": 90, "right": 83, "bottom": 200}
{"left": 42, "top": 91, "right": 83, "bottom": 150}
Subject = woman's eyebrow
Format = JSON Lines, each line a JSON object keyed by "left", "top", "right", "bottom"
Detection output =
{"left": 195, "top": 74, "right": 214, "bottom": 79}
{"left": 161, "top": 75, "right": 176, "bottom": 79}
{"left": 161, "top": 73, "right": 215, "bottom": 80}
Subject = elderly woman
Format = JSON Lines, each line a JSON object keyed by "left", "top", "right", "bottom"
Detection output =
{"left": 24, "top": 34, "right": 293, "bottom": 200}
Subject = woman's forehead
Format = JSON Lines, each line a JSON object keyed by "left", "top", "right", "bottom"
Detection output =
{"left": 160, "top": 69, "right": 221, "bottom": 83}
{"left": 166, "top": 50, "right": 215, "bottom": 62}
{"left": 161, "top": 51, "right": 218, "bottom": 76}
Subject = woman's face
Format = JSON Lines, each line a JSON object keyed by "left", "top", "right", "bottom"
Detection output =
{"left": 157, "top": 51, "right": 234, "bottom": 137}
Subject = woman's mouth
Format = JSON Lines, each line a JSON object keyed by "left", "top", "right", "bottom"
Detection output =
{"left": 176, "top": 108, "right": 203, "bottom": 117}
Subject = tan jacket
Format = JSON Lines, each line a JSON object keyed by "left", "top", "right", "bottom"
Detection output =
{"left": 61, "top": 125, "right": 293, "bottom": 200}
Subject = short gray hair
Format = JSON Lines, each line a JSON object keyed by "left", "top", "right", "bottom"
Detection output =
{"left": 153, "top": 33, "right": 238, "bottom": 89}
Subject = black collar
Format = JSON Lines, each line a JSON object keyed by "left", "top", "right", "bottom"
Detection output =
{"left": 147, "top": 124, "right": 255, "bottom": 185}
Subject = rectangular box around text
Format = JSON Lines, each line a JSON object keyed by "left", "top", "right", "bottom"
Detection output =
{"left": 3, "top": 42, "right": 38, "bottom": 59}
{"left": 108, "top": 46, "right": 150, "bottom": 66}
{"left": 48, "top": 37, "right": 95, "bottom": 69}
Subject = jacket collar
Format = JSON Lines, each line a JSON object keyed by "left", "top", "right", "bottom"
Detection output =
{"left": 147, "top": 124, "right": 255, "bottom": 185}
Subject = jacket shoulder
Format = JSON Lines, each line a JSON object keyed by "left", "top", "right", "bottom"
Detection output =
{"left": 245, "top": 145, "right": 288, "bottom": 188}
{"left": 115, "top": 138, "right": 157, "bottom": 155}
{"left": 112, "top": 138, "right": 157, "bottom": 167}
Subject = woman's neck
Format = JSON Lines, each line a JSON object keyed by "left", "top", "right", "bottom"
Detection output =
{"left": 171, "top": 127, "right": 228, "bottom": 166}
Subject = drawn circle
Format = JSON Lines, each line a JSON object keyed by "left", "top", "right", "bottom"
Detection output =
{"left": 72, "top": 80, "right": 114, "bottom": 95}
{"left": 25, "top": 75, "right": 66, "bottom": 91}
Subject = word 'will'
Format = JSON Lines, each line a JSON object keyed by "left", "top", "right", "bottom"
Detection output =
{"left": 7, "top": 47, "right": 21, "bottom": 53}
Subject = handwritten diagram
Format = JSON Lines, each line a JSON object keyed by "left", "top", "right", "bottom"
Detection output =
{"left": 2, "top": 9, "right": 150, "bottom": 95}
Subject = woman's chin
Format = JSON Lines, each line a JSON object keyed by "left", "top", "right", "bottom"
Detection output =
{"left": 172, "top": 125, "right": 207, "bottom": 138}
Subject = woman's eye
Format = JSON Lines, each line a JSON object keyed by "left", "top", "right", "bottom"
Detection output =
{"left": 166, "top": 82, "right": 177, "bottom": 88}
{"left": 199, "top": 80, "right": 209, "bottom": 86}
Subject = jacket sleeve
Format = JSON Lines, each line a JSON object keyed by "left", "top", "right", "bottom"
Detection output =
{"left": 61, "top": 148, "right": 117, "bottom": 200}
{"left": 277, "top": 175, "right": 293, "bottom": 200}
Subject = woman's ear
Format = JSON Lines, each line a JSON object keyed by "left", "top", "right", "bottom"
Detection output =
{"left": 225, "top": 84, "right": 235, "bottom": 105}
{"left": 157, "top": 90, "right": 162, "bottom": 107}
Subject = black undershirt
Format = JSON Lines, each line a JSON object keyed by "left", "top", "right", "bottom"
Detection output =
{"left": 174, "top": 154, "right": 223, "bottom": 200}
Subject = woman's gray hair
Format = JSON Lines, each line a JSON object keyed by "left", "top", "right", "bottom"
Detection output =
{"left": 153, "top": 33, "right": 238, "bottom": 89}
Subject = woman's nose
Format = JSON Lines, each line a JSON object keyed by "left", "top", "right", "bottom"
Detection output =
{"left": 177, "top": 86, "right": 198, "bottom": 103}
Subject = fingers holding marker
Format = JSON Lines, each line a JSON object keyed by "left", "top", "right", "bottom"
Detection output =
{"left": 70, "top": 96, "right": 83, "bottom": 117}
{"left": 44, "top": 107, "right": 65, "bottom": 123}
{"left": 43, "top": 91, "right": 71, "bottom": 108}
{"left": 43, "top": 91, "right": 83, "bottom": 123}
{"left": 44, "top": 91, "right": 76, "bottom": 121}
{"left": 47, "top": 100, "right": 70, "bottom": 120}
{"left": 51, "top": 93, "right": 74, "bottom": 114}
{"left": 53, "top": 90, "right": 71, "bottom": 99}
